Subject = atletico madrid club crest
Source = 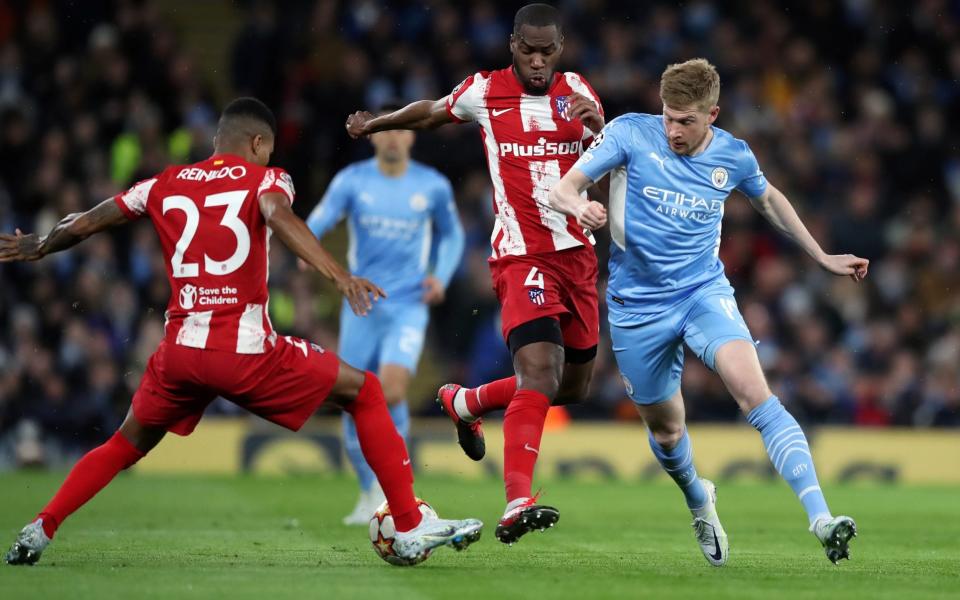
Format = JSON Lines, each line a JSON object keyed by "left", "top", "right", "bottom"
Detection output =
{"left": 528, "top": 288, "right": 545, "bottom": 306}
{"left": 554, "top": 95, "right": 571, "bottom": 121}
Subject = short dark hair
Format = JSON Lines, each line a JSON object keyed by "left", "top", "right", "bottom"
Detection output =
{"left": 513, "top": 3, "right": 562, "bottom": 36}
{"left": 219, "top": 97, "right": 277, "bottom": 137}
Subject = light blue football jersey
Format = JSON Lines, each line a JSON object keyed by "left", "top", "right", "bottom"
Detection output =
{"left": 573, "top": 113, "right": 767, "bottom": 314}
{"left": 306, "top": 158, "right": 465, "bottom": 304}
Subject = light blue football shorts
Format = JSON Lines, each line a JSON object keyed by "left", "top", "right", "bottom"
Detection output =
{"left": 609, "top": 279, "right": 754, "bottom": 405}
{"left": 338, "top": 300, "right": 428, "bottom": 373}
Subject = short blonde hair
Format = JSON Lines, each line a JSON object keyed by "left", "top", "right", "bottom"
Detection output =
{"left": 660, "top": 58, "right": 720, "bottom": 112}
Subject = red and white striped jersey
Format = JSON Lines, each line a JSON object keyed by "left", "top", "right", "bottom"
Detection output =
{"left": 444, "top": 67, "right": 603, "bottom": 259}
{"left": 113, "top": 154, "right": 295, "bottom": 354}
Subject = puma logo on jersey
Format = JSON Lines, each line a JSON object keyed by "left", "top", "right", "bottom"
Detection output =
{"left": 491, "top": 108, "right": 514, "bottom": 116}
{"left": 649, "top": 152, "right": 667, "bottom": 169}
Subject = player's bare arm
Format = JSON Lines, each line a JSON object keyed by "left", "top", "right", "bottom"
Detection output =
{"left": 258, "top": 191, "right": 386, "bottom": 315}
{"left": 0, "top": 198, "right": 127, "bottom": 262}
{"left": 346, "top": 99, "right": 452, "bottom": 139}
{"left": 547, "top": 168, "right": 607, "bottom": 230}
{"left": 749, "top": 183, "right": 869, "bottom": 282}
{"left": 564, "top": 92, "right": 604, "bottom": 134}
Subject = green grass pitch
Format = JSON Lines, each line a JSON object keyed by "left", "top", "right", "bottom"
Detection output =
{"left": 0, "top": 472, "right": 956, "bottom": 599}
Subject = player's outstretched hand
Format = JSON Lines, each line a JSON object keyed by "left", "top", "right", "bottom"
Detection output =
{"left": 0, "top": 229, "right": 43, "bottom": 262}
{"left": 422, "top": 275, "right": 445, "bottom": 305}
{"left": 564, "top": 93, "right": 604, "bottom": 134}
{"left": 819, "top": 253, "right": 869, "bottom": 282}
{"left": 345, "top": 111, "right": 374, "bottom": 139}
{"left": 576, "top": 201, "right": 607, "bottom": 230}
{"left": 338, "top": 275, "right": 386, "bottom": 316}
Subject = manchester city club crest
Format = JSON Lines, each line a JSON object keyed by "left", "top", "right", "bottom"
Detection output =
{"left": 528, "top": 288, "right": 545, "bottom": 306}
{"left": 711, "top": 167, "right": 729, "bottom": 189}
{"left": 554, "top": 95, "right": 571, "bottom": 121}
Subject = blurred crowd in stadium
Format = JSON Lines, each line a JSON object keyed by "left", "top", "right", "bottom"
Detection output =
{"left": 1, "top": 0, "right": 958, "bottom": 463}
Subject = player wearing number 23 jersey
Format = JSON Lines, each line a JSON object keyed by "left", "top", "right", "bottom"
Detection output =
{"left": 117, "top": 155, "right": 294, "bottom": 355}
{"left": 4, "top": 98, "right": 485, "bottom": 566}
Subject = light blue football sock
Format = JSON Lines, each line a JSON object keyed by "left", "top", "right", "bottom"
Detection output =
{"left": 747, "top": 396, "right": 831, "bottom": 525}
{"left": 648, "top": 428, "right": 708, "bottom": 510}
{"left": 343, "top": 401, "right": 410, "bottom": 493}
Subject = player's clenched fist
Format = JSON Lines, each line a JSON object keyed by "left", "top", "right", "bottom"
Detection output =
{"left": 818, "top": 253, "right": 870, "bottom": 282}
{"left": 337, "top": 274, "right": 386, "bottom": 316}
{"left": 575, "top": 201, "right": 607, "bottom": 230}
{"left": 564, "top": 92, "right": 604, "bottom": 134}
{"left": 345, "top": 111, "right": 374, "bottom": 139}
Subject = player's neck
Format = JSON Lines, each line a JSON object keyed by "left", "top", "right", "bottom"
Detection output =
{"left": 376, "top": 157, "right": 409, "bottom": 178}
{"left": 687, "top": 128, "right": 715, "bottom": 157}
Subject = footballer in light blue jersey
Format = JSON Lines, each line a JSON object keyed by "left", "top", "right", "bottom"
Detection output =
{"left": 307, "top": 121, "right": 465, "bottom": 525}
{"left": 549, "top": 59, "right": 868, "bottom": 566}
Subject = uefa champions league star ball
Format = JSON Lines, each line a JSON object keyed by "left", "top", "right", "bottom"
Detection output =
{"left": 368, "top": 498, "right": 437, "bottom": 566}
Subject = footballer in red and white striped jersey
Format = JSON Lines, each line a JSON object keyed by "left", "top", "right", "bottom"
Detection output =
{"left": 113, "top": 153, "right": 295, "bottom": 354}
{"left": 444, "top": 67, "right": 603, "bottom": 260}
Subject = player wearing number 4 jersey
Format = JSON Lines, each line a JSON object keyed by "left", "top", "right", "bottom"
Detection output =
{"left": 2, "top": 97, "right": 482, "bottom": 566}
{"left": 346, "top": 3, "right": 603, "bottom": 544}
{"left": 549, "top": 59, "right": 868, "bottom": 566}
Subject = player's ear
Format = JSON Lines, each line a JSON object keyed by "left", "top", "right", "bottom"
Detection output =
{"left": 707, "top": 105, "right": 719, "bottom": 125}
{"left": 251, "top": 134, "right": 263, "bottom": 155}
{"left": 509, "top": 34, "right": 517, "bottom": 54}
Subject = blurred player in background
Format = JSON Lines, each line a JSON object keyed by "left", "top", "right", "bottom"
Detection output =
{"left": 346, "top": 3, "right": 604, "bottom": 544}
{"left": 549, "top": 59, "right": 868, "bottom": 566}
{"left": 307, "top": 103, "right": 465, "bottom": 525}
{"left": 2, "top": 98, "right": 482, "bottom": 566}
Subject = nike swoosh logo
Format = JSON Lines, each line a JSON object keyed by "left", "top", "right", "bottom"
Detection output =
{"left": 523, "top": 443, "right": 539, "bottom": 455}
{"left": 491, "top": 108, "right": 514, "bottom": 116}
{"left": 710, "top": 530, "right": 723, "bottom": 561}
{"left": 402, "top": 458, "right": 411, "bottom": 466}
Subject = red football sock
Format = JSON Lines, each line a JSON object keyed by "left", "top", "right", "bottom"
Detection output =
{"left": 465, "top": 376, "right": 516, "bottom": 417}
{"left": 502, "top": 389, "right": 551, "bottom": 502}
{"left": 37, "top": 431, "right": 144, "bottom": 538}
{"left": 347, "top": 372, "right": 420, "bottom": 532}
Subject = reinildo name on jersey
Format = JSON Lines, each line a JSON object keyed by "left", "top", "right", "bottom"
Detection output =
{"left": 179, "top": 283, "right": 239, "bottom": 310}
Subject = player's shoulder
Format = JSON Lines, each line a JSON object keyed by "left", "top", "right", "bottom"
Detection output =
{"left": 409, "top": 160, "right": 453, "bottom": 191}
{"left": 560, "top": 71, "right": 596, "bottom": 90}
{"left": 710, "top": 126, "right": 758, "bottom": 165}
{"left": 605, "top": 113, "right": 659, "bottom": 137}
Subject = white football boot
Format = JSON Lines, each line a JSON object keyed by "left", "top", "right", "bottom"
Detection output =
{"left": 393, "top": 514, "right": 483, "bottom": 562}
{"left": 343, "top": 483, "right": 387, "bottom": 526}
{"left": 5, "top": 519, "right": 51, "bottom": 566}
{"left": 811, "top": 515, "right": 857, "bottom": 564}
{"left": 691, "top": 479, "right": 729, "bottom": 567}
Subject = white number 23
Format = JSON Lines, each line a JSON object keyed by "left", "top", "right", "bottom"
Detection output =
{"left": 163, "top": 190, "right": 251, "bottom": 278}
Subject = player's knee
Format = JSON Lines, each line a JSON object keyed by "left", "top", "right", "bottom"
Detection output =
{"left": 516, "top": 359, "right": 562, "bottom": 399}
{"left": 650, "top": 424, "right": 685, "bottom": 450}
{"left": 730, "top": 381, "right": 772, "bottom": 414}
{"left": 383, "top": 388, "right": 405, "bottom": 406}
{"left": 555, "top": 376, "right": 590, "bottom": 406}
{"left": 330, "top": 363, "right": 371, "bottom": 407}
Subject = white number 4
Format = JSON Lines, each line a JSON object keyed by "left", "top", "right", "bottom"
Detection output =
{"left": 524, "top": 266, "right": 545, "bottom": 289}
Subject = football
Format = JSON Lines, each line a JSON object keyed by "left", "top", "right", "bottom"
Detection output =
{"left": 368, "top": 498, "right": 437, "bottom": 566}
